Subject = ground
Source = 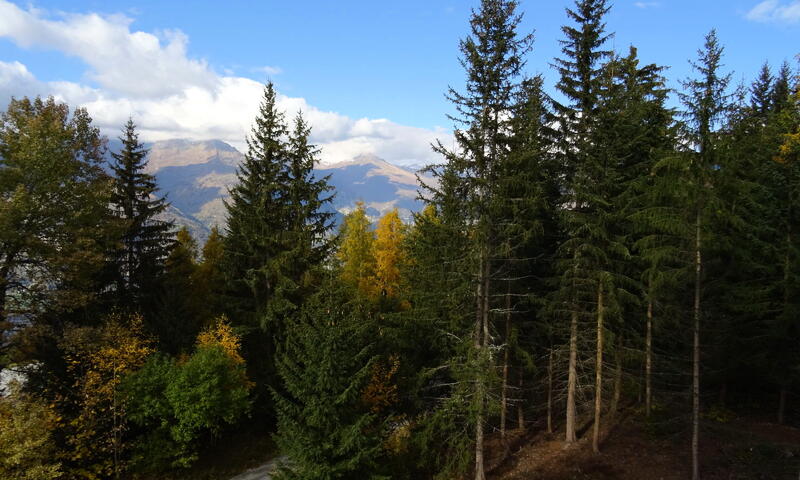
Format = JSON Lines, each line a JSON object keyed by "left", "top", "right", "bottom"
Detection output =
{"left": 489, "top": 411, "right": 800, "bottom": 480}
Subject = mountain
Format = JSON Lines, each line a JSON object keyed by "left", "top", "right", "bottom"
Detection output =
{"left": 120, "top": 140, "right": 430, "bottom": 242}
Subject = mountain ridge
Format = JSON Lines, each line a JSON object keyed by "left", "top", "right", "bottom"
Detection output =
{"left": 125, "top": 139, "right": 431, "bottom": 242}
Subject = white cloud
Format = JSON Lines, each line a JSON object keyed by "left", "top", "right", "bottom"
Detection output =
{"left": 0, "top": 1, "right": 451, "bottom": 166}
{"left": 634, "top": 2, "right": 660, "bottom": 8}
{"left": 745, "top": 0, "right": 800, "bottom": 24}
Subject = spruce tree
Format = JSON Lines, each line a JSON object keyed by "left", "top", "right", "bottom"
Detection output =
{"left": 224, "top": 82, "right": 288, "bottom": 328}
{"left": 109, "top": 118, "right": 173, "bottom": 315}
{"left": 429, "top": 1, "right": 533, "bottom": 476}
{"left": 156, "top": 227, "right": 201, "bottom": 354}
{"left": 224, "top": 82, "right": 335, "bottom": 415}
{"left": 550, "top": 0, "right": 613, "bottom": 444}
{"left": 271, "top": 279, "right": 386, "bottom": 480}
{"left": 677, "top": 30, "right": 738, "bottom": 480}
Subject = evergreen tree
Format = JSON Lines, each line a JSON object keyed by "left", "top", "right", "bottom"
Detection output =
{"left": 194, "top": 226, "right": 226, "bottom": 323}
{"left": 109, "top": 118, "right": 173, "bottom": 314}
{"left": 677, "top": 30, "right": 738, "bottom": 480}
{"left": 223, "top": 82, "right": 335, "bottom": 416}
{"left": 429, "top": 0, "right": 533, "bottom": 476}
{"left": 271, "top": 279, "right": 387, "bottom": 480}
{"left": 223, "top": 82, "right": 289, "bottom": 328}
{"left": 550, "top": 0, "right": 613, "bottom": 444}
{"left": 156, "top": 227, "right": 202, "bottom": 354}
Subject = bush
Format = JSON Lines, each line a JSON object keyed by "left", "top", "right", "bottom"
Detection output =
{"left": 122, "top": 319, "right": 252, "bottom": 471}
{"left": 0, "top": 384, "right": 62, "bottom": 480}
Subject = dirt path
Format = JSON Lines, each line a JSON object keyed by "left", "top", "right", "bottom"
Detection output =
{"left": 228, "top": 457, "right": 284, "bottom": 480}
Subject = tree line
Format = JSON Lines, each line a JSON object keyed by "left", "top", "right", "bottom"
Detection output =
{"left": 1, "top": 0, "right": 799, "bottom": 479}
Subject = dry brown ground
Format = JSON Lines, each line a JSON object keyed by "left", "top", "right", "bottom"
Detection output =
{"left": 489, "top": 414, "right": 800, "bottom": 480}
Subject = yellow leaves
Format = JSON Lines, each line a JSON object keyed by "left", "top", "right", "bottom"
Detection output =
{"left": 361, "top": 354, "right": 400, "bottom": 413}
{"left": 338, "top": 204, "right": 408, "bottom": 301}
{"left": 372, "top": 208, "right": 407, "bottom": 299}
{"left": 58, "top": 313, "right": 153, "bottom": 478}
{"left": 196, "top": 315, "right": 245, "bottom": 366}
{"left": 338, "top": 201, "right": 376, "bottom": 295}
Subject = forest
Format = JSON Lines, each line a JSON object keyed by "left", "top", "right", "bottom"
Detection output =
{"left": 1, "top": 0, "right": 799, "bottom": 479}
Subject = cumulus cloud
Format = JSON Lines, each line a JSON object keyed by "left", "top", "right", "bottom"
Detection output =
{"left": 745, "top": 0, "right": 800, "bottom": 24}
{"left": 0, "top": 1, "right": 451, "bottom": 166}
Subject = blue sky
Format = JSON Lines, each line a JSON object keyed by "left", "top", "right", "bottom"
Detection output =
{"left": 0, "top": 0, "right": 798, "bottom": 165}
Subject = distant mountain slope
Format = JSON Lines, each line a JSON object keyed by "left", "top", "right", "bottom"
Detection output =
{"left": 114, "top": 140, "right": 431, "bottom": 242}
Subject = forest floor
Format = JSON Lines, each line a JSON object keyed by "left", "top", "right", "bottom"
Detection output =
{"left": 488, "top": 410, "right": 800, "bottom": 480}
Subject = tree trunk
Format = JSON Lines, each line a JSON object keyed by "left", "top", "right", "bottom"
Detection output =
{"left": 475, "top": 410, "right": 486, "bottom": 480}
{"left": 646, "top": 294, "right": 653, "bottom": 418}
{"left": 475, "top": 258, "right": 491, "bottom": 480}
{"left": 474, "top": 257, "right": 485, "bottom": 480}
{"left": 547, "top": 347, "right": 554, "bottom": 434}
{"left": 592, "top": 284, "right": 604, "bottom": 453}
{"left": 566, "top": 309, "right": 578, "bottom": 443}
{"left": 518, "top": 369, "right": 525, "bottom": 430}
{"left": 610, "top": 334, "right": 622, "bottom": 421}
{"left": 692, "top": 208, "right": 702, "bottom": 480}
{"left": 500, "top": 282, "right": 511, "bottom": 439}
{"left": 778, "top": 385, "right": 787, "bottom": 425}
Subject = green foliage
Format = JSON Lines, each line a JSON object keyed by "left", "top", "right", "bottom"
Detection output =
{"left": 156, "top": 227, "right": 204, "bottom": 354}
{"left": 122, "top": 337, "right": 252, "bottom": 471}
{"left": 271, "top": 280, "right": 388, "bottom": 480}
{"left": 0, "top": 96, "right": 114, "bottom": 349}
{"left": 109, "top": 118, "right": 173, "bottom": 314}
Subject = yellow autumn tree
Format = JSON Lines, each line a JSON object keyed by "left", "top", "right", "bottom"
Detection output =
{"left": 372, "top": 208, "right": 407, "bottom": 299}
{"left": 59, "top": 313, "right": 153, "bottom": 479}
{"left": 337, "top": 201, "right": 376, "bottom": 296}
{"left": 0, "top": 383, "right": 62, "bottom": 480}
{"left": 196, "top": 315, "right": 246, "bottom": 366}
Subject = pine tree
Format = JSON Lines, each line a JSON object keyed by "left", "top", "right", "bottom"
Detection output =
{"left": 271, "top": 279, "right": 387, "bottom": 480}
{"left": 156, "top": 227, "right": 201, "bottom": 354}
{"left": 109, "top": 118, "right": 173, "bottom": 314}
{"left": 429, "top": 0, "right": 534, "bottom": 476}
{"left": 550, "top": 0, "right": 613, "bottom": 444}
{"left": 677, "top": 30, "right": 738, "bottom": 480}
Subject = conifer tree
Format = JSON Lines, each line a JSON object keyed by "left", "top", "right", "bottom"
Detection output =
{"left": 109, "top": 118, "right": 173, "bottom": 314}
{"left": 224, "top": 82, "right": 289, "bottom": 327}
{"left": 429, "top": 0, "right": 533, "bottom": 476}
{"left": 271, "top": 279, "right": 386, "bottom": 480}
{"left": 677, "top": 30, "right": 738, "bottom": 480}
{"left": 156, "top": 227, "right": 201, "bottom": 354}
{"left": 550, "top": 0, "right": 613, "bottom": 444}
{"left": 338, "top": 201, "right": 377, "bottom": 296}
{"left": 372, "top": 208, "right": 407, "bottom": 300}
{"left": 194, "top": 226, "right": 226, "bottom": 323}
{"left": 223, "top": 82, "right": 334, "bottom": 414}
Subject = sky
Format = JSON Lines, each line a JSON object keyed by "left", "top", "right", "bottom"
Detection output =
{"left": 0, "top": 0, "right": 798, "bottom": 166}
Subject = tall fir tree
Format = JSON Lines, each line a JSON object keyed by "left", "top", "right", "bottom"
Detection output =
{"left": 550, "top": 0, "right": 613, "bottom": 444}
{"left": 109, "top": 118, "right": 173, "bottom": 316}
{"left": 677, "top": 30, "right": 738, "bottom": 480}
{"left": 223, "top": 82, "right": 335, "bottom": 416}
{"left": 430, "top": 0, "right": 533, "bottom": 477}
